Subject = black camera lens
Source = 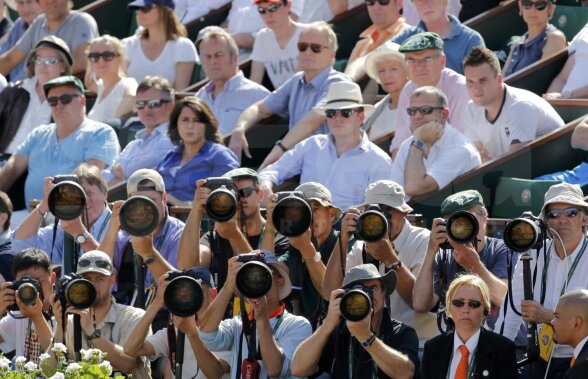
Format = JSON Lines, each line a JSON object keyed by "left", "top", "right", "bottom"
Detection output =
{"left": 119, "top": 196, "right": 159, "bottom": 236}
{"left": 48, "top": 181, "right": 86, "bottom": 220}
{"left": 503, "top": 218, "right": 540, "bottom": 252}
{"left": 236, "top": 261, "right": 273, "bottom": 299}
{"left": 17, "top": 283, "right": 38, "bottom": 306}
{"left": 340, "top": 289, "right": 372, "bottom": 322}
{"left": 355, "top": 210, "right": 388, "bottom": 242}
{"left": 272, "top": 192, "right": 312, "bottom": 237}
{"left": 206, "top": 188, "right": 237, "bottom": 222}
{"left": 446, "top": 211, "right": 479, "bottom": 244}
{"left": 65, "top": 278, "right": 97, "bottom": 309}
{"left": 164, "top": 275, "right": 204, "bottom": 317}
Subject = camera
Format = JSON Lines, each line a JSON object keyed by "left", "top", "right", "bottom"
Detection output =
{"left": 439, "top": 211, "right": 479, "bottom": 250}
{"left": 271, "top": 191, "right": 312, "bottom": 237}
{"left": 236, "top": 252, "right": 273, "bottom": 299}
{"left": 55, "top": 273, "right": 97, "bottom": 309}
{"left": 339, "top": 285, "right": 374, "bottom": 322}
{"left": 503, "top": 211, "right": 547, "bottom": 252}
{"left": 204, "top": 178, "right": 238, "bottom": 222}
{"left": 119, "top": 195, "right": 160, "bottom": 236}
{"left": 164, "top": 270, "right": 205, "bottom": 317}
{"left": 9, "top": 275, "right": 42, "bottom": 311}
{"left": 48, "top": 175, "right": 86, "bottom": 220}
{"left": 354, "top": 204, "right": 391, "bottom": 242}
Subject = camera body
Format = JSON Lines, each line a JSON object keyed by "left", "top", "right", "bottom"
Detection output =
{"left": 339, "top": 284, "right": 374, "bottom": 322}
{"left": 49, "top": 175, "right": 86, "bottom": 220}
{"left": 354, "top": 204, "right": 391, "bottom": 242}
{"left": 236, "top": 252, "right": 273, "bottom": 299}
{"left": 53, "top": 175, "right": 80, "bottom": 185}
{"left": 272, "top": 191, "right": 312, "bottom": 237}
{"left": 55, "top": 273, "right": 97, "bottom": 310}
{"left": 204, "top": 177, "right": 238, "bottom": 222}
{"left": 164, "top": 270, "right": 204, "bottom": 317}
{"left": 9, "top": 275, "right": 42, "bottom": 311}
{"left": 237, "top": 251, "right": 267, "bottom": 264}
{"left": 439, "top": 211, "right": 479, "bottom": 250}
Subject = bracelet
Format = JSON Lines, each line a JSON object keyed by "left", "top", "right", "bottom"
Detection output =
{"left": 387, "top": 261, "right": 402, "bottom": 271}
{"left": 264, "top": 226, "right": 276, "bottom": 235}
{"left": 275, "top": 139, "right": 288, "bottom": 153}
{"left": 35, "top": 205, "right": 47, "bottom": 218}
{"left": 143, "top": 254, "right": 157, "bottom": 266}
{"left": 360, "top": 332, "right": 377, "bottom": 348}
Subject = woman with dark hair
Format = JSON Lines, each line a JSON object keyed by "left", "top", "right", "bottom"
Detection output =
{"left": 124, "top": 0, "right": 198, "bottom": 90}
{"left": 157, "top": 97, "right": 239, "bottom": 205}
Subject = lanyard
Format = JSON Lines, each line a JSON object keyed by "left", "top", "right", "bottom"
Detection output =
{"left": 445, "top": 347, "right": 477, "bottom": 379}
{"left": 348, "top": 340, "right": 377, "bottom": 379}
{"left": 94, "top": 212, "right": 111, "bottom": 242}
{"left": 155, "top": 221, "right": 170, "bottom": 252}
{"left": 540, "top": 238, "right": 588, "bottom": 304}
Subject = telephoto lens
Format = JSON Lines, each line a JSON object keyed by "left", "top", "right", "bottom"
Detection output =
{"left": 236, "top": 252, "right": 273, "bottom": 299}
{"left": 164, "top": 271, "right": 204, "bottom": 317}
{"left": 10, "top": 275, "right": 42, "bottom": 311}
{"left": 204, "top": 177, "right": 238, "bottom": 222}
{"left": 440, "top": 211, "right": 479, "bottom": 249}
{"left": 354, "top": 204, "right": 391, "bottom": 242}
{"left": 55, "top": 274, "right": 97, "bottom": 309}
{"left": 503, "top": 212, "right": 545, "bottom": 252}
{"left": 119, "top": 195, "right": 159, "bottom": 236}
{"left": 339, "top": 285, "right": 374, "bottom": 322}
{"left": 48, "top": 175, "right": 86, "bottom": 220}
{"left": 271, "top": 191, "right": 312, "bottom": 237}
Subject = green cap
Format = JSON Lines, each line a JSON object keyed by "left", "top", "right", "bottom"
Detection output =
{"left": 440, "top": 190, "right": 485, "bottom": 216}
{"left": 43, "top": 75, "right": 84, "bottom": 96}
{"left": 223, "top": 167, "right": 258, "bottom": 181}
{"left": 399, "top": 32, "right": 444, "bottom": 53}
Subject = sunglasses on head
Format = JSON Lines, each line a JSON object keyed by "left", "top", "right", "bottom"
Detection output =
{"left": 297, "top": 42, "right": 329, "bottom": 54}
{"left": 136, "top": 99, "right": 170, "bottom": 110}
{"left": 521, "top": 0, "right": 549, "bottom": 10}
{"left": 88, "top": 51, "right": 118, "bottom": 63}
{"left": 258, "top": 2, "right": 283, "bottom": 14}
{"left": 238, "top": 187, "right": 259, "bottom": 198}
{"left": 451, "top": 299, "right": 482, "bottom": 309}
{"left": 139, "top": 4, "right": 155, "bottom": 13}
{"left": 325, "top": 108, "right": 361, "bottom": 119}
{"left": 47, "top": 94, "right": 81, "bottom": 107}
{"left": 406, "top": 105, "right": 444, "bottom": 116}
{"left": 78, "top": 258, "right": 112, "bottom": 271}
{"left": 365, "top": 0, "right": 391, "bottom": 6}
{"left": 33, "top": 56, "right": 61, "bottom": 66}
{"left": 546, "top": 207, "right": 579, "bottom": 219}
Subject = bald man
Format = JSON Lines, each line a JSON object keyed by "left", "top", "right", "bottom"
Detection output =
{"left": 552, "top": 289, "right": 588, "bottom": 379}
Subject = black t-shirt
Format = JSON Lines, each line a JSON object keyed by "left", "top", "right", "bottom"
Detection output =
{"left": 0, "top": 241, "right": 15, "bottom": 282}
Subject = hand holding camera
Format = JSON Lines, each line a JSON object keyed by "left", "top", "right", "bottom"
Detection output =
{"left": 191, "top": 179, "right": 210, "bottom": 214}
{"left": 6, "top": 275, "right": 43, "bottom": 318}
{"left": 0, "top": 282, "right": 16, "bottom": 315}
{"left": 324, "top": 289, "right": 344, "bottom": 330}
{"left": 427, "top": 218, "right": 448, "bottom": 253}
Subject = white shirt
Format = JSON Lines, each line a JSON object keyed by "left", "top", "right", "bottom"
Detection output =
{"left": 449, "top": 329, "right": 481, "bottom": 379}
{"left": 88, "top": 77, "right": 138, "bottom": 125}
{"left": 574, "top": 335, "right": 588, "bottom": 359}
{"left": 402, "top": 0, "right": 462, "bottom": 26}
{"left": 299, "top": 0, "right": 363, "bottom": 23}
{"left": 563, "top": 25, "right": 588, "bottom": 94}
{"left": 174, "top": 0, "right": 212, "bottom": 24}
{"left": 368, "top": 101, "right": 397, "bottom": 142}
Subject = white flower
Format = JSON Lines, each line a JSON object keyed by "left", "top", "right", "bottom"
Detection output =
{"left": 15, "top": 356, "right": 26, "bottom": 364}
{"left": 0, "top": 356, "right": 10, "bottom": 369}
{"left": 24, "top": 361, "right": 37, "bottom": 371}
{"left": 38, "top": 353, "right": 51, "bottom": 362}
{"left": 65, "top": 362, "right": 82, "bottom": 373}
{"left": 52, "top": 343, "right": 67, "bottom": 354}
{"left": 99, "top": 360, "right": 112, "bottom": 375}
{"left": 49, "top": 373, "right": 65, "bottom": 379}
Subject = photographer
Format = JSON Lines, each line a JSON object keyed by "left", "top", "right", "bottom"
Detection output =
{"left": 323, "top": 180, "right": 436, "bottom": 344}
{"left": 199, "top": 252, "right": 311, "bottom": 378}
{"left": 51, "top": 250, "right": 149, "bottom": 378}
{"left": 0, "top": 248, "right": 54, "bottom": 362}
{"left": 291, "top": 264, "right": 418, "bottom": 378}
{"left": 177, "top": 168, "right": 289, "bottom": 291}
{"left": 124, "top": 269, "right": 231, "bottom": 379}
{"left": 13, "top": 164, "right": 110, "bottom": 267}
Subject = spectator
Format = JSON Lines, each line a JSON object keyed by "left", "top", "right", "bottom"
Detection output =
{"left": 362, "top": 41, "right": 409, "bottom": 142}
{"left": 230, "top": 21, "right": 350, "bottom": 166}
{"left": 390, "top": 32, "right": 470, "bottom": 157}
{"left": 0, "top": 0, "right": 12, "bottom": 40}
{"left": 299, "top": 0, "right": 363, "bottom": 23}
{"left": 344, "top": 0, "right": 408, "bottom": 83}
{"left": 503, "top": 0, "right": 566, "bottom": 77}
{"left": 124, "top": 268, "right": 231, "bottom": 379}
{"left": 464, "top": 46, "right": 564, "bottom": 162}
{"left": 402, "top": 0, "right": 461, "bottom": 26}
{"left": 51, "top": 250, "right": 150, "bottom": 378}
{"left": 392, "top": 0, "right": 484, "bottom": 74}
{"left": 0, "top": 248, "right": 54, "bottom": 362}
{"left": 498, "top": 182, "right": 588, "bottom": 378}
{"left": 291, "top": 264, "right": 418, "bottom": 378}
{"left": 85, "top": 35, "right": 138, "bottom": 126}
{"left": 0, "top": 36, "right": 73, "bottom": 165}
{"left": 12, "top": 164, "right": 110, "bottom": 267}
{"left": 458, "top": 0, "right": 501, "bottom": 22}
{"left": 0, "top": 75, "right": 120, "bottom": 207}
{"left": 0, "top": 0, "right": 99, "bottom": 76}
{"left": 199, "top": 252, "right": 312, "bottom": 378}
{"left": 0, "top": 0, "right": 42, "bottom": 82}
{"left": 102, "top": 76, "right": 175, "bottom": 187}
{"left": 250, "top": 0, "right": 304, "bottom": 89}
{"left": 156, "top": 97, "right": 239, "bottom": 205}
{"left": 0, "top": 191, "right": 14, "bottom": 282}
{"left": 391, "top": 86, "right": 480, "bottom": 198}
{"left": 258, "top": 81, "right": 394, "bottom": 210}
{"left": 125, "top": 0, "right": 198, "bottom": 91}
{"left": 195, "top": 29, "right": 270, "bottom": 136}
{"left": 422, "top": 274, "right": 518, "bottom": 379}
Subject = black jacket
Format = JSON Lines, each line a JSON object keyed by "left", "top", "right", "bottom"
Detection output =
{"left": 564, "top": 341, "right": 588, "bottom": 379}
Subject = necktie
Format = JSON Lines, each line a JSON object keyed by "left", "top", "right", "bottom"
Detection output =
{"left": 456, "top": 345, "right": 469, "bottom": 379}
{"left": 570, "top": 357, "right": 576, "bottom": 367}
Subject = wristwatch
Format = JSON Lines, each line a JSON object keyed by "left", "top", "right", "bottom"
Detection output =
{"left": 360, "top": 333, "right": 376, "bottom": 348}
{"left": 87, "top": 329, "right": 101, "bottom": 341}
{"left": 75, "top": 231, "right": 90, "bottom": 244}
{"left": 410, "top": 139, "right": 426, "bottom": 151}
{"left": 311, "top": 252, "right": 322, "bottom": 263}
{"left": 562, "top": 90, "right": 573, "bottom": 99}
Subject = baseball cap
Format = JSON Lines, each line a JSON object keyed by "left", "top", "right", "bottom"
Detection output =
{"left": 254, "top": 250, "right": 292, "bottom": 300}
{"left": 77, "top": 250, "right": 113, "bottom": 276}
{"left": 342, "top": 264, "right": 397, "bottom": 296}
{"left": 364, "top": 180, "right": 412, "bottom": 213}
{"left": 182, "top": 267, "right": 215, "bottom": 288}
{"left": 127, "top": 169, "right": 166, "bottom": 194}
{"left": 43, "top": 75, "right": 84, "bottom": 97}
{"left": 399, "top": 32, "right": 444, "bottom": 53}
{"left": 440, "top": 190, "right": 485, "bottom": 216}
{"left": 295, "top": 182, "right": 342, "bottom": 222}
{"left": 223, "top": 167, "right": 259, "bottom": 182}
{"left": 128, "top": 0, "right": 175, "bottom": 10}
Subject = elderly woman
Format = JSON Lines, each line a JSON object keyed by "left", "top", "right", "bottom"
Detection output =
{"left": 157, "top": 97, "right": 239, "bottom": 205}
{"left": 362, "top": 41, "right": 408, "bottom": 143}
{"left": 503, "top": 0, "right": 566, "bottom": 76}
{"left": 422, "top": 274, "right": 518, "bottom": 379}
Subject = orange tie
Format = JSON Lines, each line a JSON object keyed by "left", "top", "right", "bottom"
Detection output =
{"left": 456, "top": 345, "right": 469, "bottom": 379}
{"left": 570, "top": 357, "right": 576, "bottom": 367}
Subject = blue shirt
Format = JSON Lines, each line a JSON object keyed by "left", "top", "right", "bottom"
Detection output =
{"left": 195, "top": 71, "right": 270, "bottom": 136}
{"left": 102, "top": 123, "right": 175, "bottom": 182}
{"left": 0, "top": 18, "right": 27, "bottom": 82}
{"left": 391, "top": 15, "right": 485, "bottom": 74}
{"left": 156, "top": 141, "right": 239, "bottom": 202}
{"left": 504, "top": 24, "right": 557, "bottom": 77}
{"left": 15, "top": 119, "right": 120, "bottom": 205}
{"left": 263, "top": 66, "right": 351, "bottom": 133}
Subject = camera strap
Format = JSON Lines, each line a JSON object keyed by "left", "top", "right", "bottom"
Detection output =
{"left": 50, "top": 219, "right": 59, "bottom": 264}
{"left": 540, "top": 238, "right": 587, "bottom": 304}
{"left": 167, "top": 318, "right": 195, "bottom": 378}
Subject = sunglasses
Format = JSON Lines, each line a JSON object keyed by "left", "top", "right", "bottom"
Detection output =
{"left": 78, "top": 258, "right": 112, "bottom": 271}
{"left": 297, "top": 42, "right": 329, "bottom": 54}
{"left": 325, "top": 108, "right": 361, "bottom": 119}
{"left": 33, "top": 56, "right": 61, "bottom": 66}
{"left": 521, "top": 0, "right": 549, "bottom": 11}
{"left": 406, "top": 105, "right": 445, "bottom": 116}
{"left": 238, "top": 187, "right": 259, "bottom": 198}
{"left": 88, "top": 51, "right": 118, "bottom": 63}
{"left": 258, "top": 2, "right": 283, "bottom": 14}
{"left": 138, "top": 4, "right": 155, "bottom": 13}
{"left": 47, "top": 94, "right": 81, "bottom": 107}
{"left": 546, "top": 207, "right": 579, "bottom": 219}
{"left": 451, "top": 299, "right": 482, "bottom": 309}
{"left": 135, "top": 99, "right": 170, "bottom": 110}
{"left": 365, "top": 0, "right": 391, "bottom": 6}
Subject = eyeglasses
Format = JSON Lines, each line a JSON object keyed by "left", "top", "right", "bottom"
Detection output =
{"left": 521, "top": 0, "right": 549, "bottom": 11}
{"left": 258, "top": 2, "right": 283, "bottom": 14}
{"left": 238, "top": 187, "right": 259, "bottom": 198}
{"left": 33, "top": 56, "right": 62, "bottom": 66}
{"left": 325, "top": 108, "right": 361, "bottom": 119}
{"left": 405, "top": 55, "right": 441, "bottom": 66}
{"left": 78, "top": 258, "right": 112, "bottom": 271}
{"left": 135, "top": 99, "right": 170, "bottom": 110}
{"left": 406, "top": 105, "right": 444, "bottom": 116}
{"left": 546, "top": 207, "right": 579, "bottom": 219}
{"left": 365, "top": 0, "right": 391, "bottom": 6}
{"left": 47, "top": 94, "right": 81, "bottom": 107}
{"left": 138, "top": 4, "right": 155, "bottom": 13}
{"left": 451, "top": 299, "right": 482, "bottom": 309}
{"left": 88, "top": 51, "right": 118, "bottom": 63}
{"left": 297, "top": 42, "right": 330, "bottom": 54}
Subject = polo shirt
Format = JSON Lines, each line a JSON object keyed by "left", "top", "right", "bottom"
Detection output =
{"left": 347, "top": 18, "right": 409, "bottom": 65}
{"left": 0, "top": 18, "right": 27, "bottom": 82}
